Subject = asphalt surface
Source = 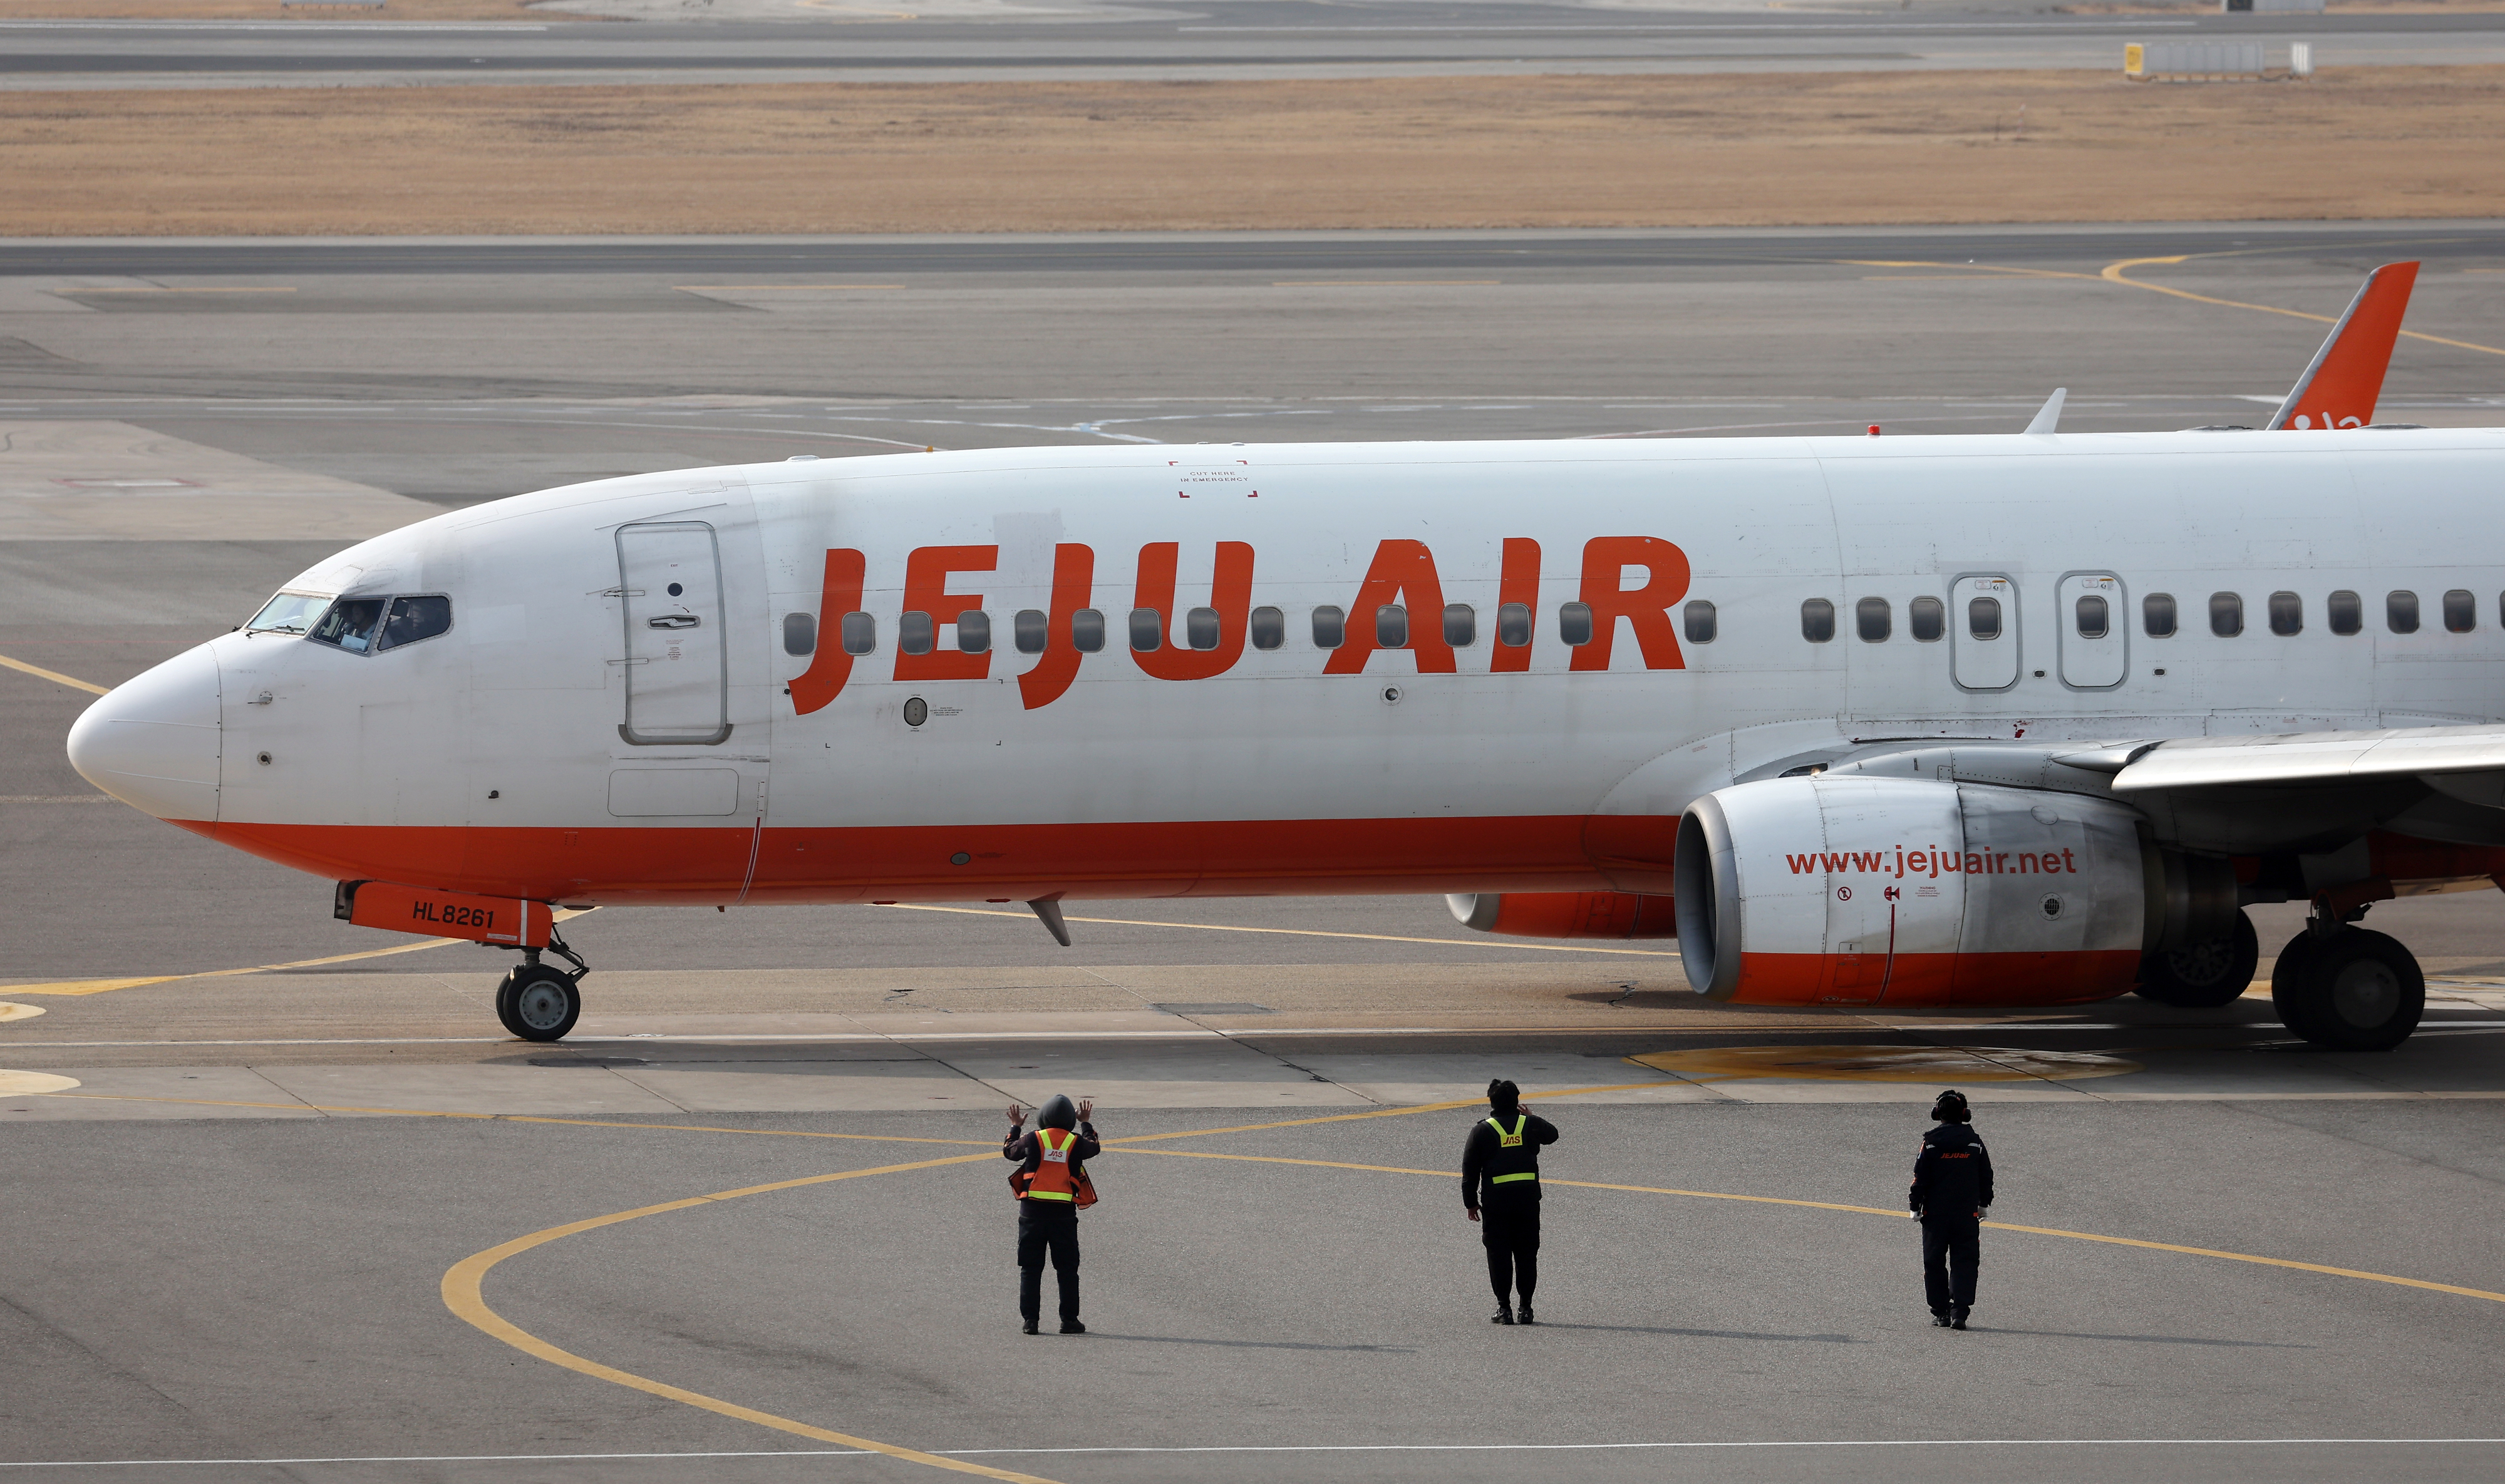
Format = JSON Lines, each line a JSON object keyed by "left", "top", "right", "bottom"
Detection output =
{"left": 9, "top": 0, "right": 2505, "bottom": 86}
{"left": 6, "top": 222, "right": 2505, "bottom": 1480}
{"left": 5, "top": 1098, "right": 2504, "bottom": 1481}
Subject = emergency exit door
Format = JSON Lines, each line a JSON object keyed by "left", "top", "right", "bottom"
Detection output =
{"left": 2057, "top": 572, "right": 2127, "bottom": 689}
{"left": 1950, "top": 574, "right": 2019, "bottom": 691}
{"left": 617, "top": 521, "right": 731, "bottom": 745}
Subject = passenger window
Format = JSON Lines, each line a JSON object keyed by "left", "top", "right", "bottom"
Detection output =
{"left": 1129, "top": 608, "right": 1162, "bottom": 652}
{"left": 1249, "top": 605, "right": 1286, "bottom": 651}
{"left": 782, "top": 612, "right": 817, "bottom": 657}
{"left": 1965, "top": 596, "right": 2000, "bottom": 641}
{"left": 2328, "top": 590, "right": 2362, "bottom": 636}
{"left": 1496, "top": 602, "right": 1532, "bottom": 647}
{"left": 1560, "top": 601, "right": 1596, "bottom": 646}
{"left": 1856, "top": 596, "right": 1891, "bottom": 643}
{"left": 1444, "top": 603, "right": 1476, "bottom": 647}
{"left": 2445, "top": 589, "right": 2476, "bottom": 633}
{"left": 2075, "top": 594, "right": 2109, "bottom": 639}
{"left": 2267, "top": 591, "right": 2301, "bottom": 637}
{"left": 247, "top": 591, "right": 330, "bottom": 635}
{"left": 1071, "top": 609, "right": 1106, "bottom": 653}
{"left": 841, "top": 612, "right": 877, "bottom": 655}
{"left": 2143, "top": 592, "right": 2177, "bottom": 637}
{"left": 898, "top": 611, "right": 934, "bottom": 656}
{"left": 1375, "top": 604, "right": 1409, "bottom": 648}
{"left": 309, "top": 596, "right": 388, "bottom": 653}
{"left": 375, "top": 595, "right": 452, "bottom": 651}
{"left": 2209, "top": 592, "right": 2243, "bottom": 638}
{"left": 1186, "top": 606, "right": 1222, "bottom": 651}
{"left": 1800, "top": 598, "right": 1836, "bottom": 644}
{"left": 1013, "top": 609, "right": 1048, "bottom": 654}
{"left": 2388, "top": 590, "right": 2420, "bottom": 634}
{"left": 1908, "top": 595, "right": 1944, "bottom": 643}
{"left": 1684, "top": 599, "right": 1717, "bottom": 644}
{"left": 956, "top": 609, "right": 990, "bottom": 654}
{"left": 1311, "top": 605, "right": 1346, "bottom": 649}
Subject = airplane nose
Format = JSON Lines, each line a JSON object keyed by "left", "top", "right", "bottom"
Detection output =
{"left": 66, "top": 643, "right": 222, "bottom": 822}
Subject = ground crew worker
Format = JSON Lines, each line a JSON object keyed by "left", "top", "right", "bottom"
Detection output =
{"left": 1005, "top": 1093, "right": 1098, "bottom": 1335}
{"left": 1461, "top": 1078, "right": 1558, "bottom": 1326}
{"left": 1909, "top": 1088, "right": 1994, "bottom": 1329}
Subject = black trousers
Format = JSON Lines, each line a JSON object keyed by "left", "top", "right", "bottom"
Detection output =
{"left": 1480, "top": 1203, "right": 1541, "bottom": 1307}
{"left": 1921, "top": 1213, "right": 1980, "bottom": 1314}
{"left": 1016, "top": 1203, "right": 1081, "bottom": 1323}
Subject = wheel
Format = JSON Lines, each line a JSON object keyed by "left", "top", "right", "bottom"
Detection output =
{"left": 495, "top": 965, "right": 582, "bottom": 1043}
{"left": 2270, "top": 927, "right": 2423, "bottom": 1052}
{"left": 2136, "top": 910, "right": 2260, "bottom": 1008}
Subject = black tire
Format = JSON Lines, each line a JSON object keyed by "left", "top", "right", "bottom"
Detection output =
{"left": 2271, "top": 928, "right": 2424, "bottom": 1052}
{"left": 2137, "top": 910, "right": 2260, "bottom": 1009}
{"left": 2270, "top": 930, "right": 2329, "bottom": 1041}
{"left": 495, "top": 965, "right": 582, "bottom": 1043}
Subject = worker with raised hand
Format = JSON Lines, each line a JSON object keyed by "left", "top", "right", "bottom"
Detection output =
{"left": 1005, "top": 1093, "right": 1099, "bottom": 1336}
{"left": 1909, "top": 1088, "right": 1994, "bottom": 1330}
{"left": 1461, "top": 1078, "right": 1559, "bottom": 1326}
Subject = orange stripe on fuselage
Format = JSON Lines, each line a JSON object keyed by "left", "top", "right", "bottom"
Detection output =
{"left": 1728, "top": 949, "right": 2142, "bottom": 1009}
{"left": 183, "top": 815, "right": 1617, "bottom": 905}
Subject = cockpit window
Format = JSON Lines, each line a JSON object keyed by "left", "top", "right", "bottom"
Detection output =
{"left": 247, "top": 592, "right": 333, "bottom": 635}
{"left": 375, "top": 595, "right": 452, "bottom": 651}
{"left": 308, "top": 597, "right": 388, "bottom": 652}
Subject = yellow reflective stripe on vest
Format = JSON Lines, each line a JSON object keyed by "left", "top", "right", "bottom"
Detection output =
{"left": 1484, "top": 1114, "right": 1535, "bottom": 1182}
{"left": 1025, "top": 1189, "right": 1077, "bottom": 1200}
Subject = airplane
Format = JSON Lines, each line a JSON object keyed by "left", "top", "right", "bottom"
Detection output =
{"left": 70, "top": 260, "right": 2491, "bottom": 1054}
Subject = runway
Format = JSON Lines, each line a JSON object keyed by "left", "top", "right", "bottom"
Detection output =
{"left": 7, "top": 222, "right": 2505, "bottom": 1481}
{"left": 10, "top": 1, "right": 2505, "bottom": 88}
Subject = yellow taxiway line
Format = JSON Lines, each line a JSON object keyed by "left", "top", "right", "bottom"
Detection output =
{"left": 0, "top": 652, "right": 110, "bottom": 696}
{"left": 413, "top": 1079, "right": 2505, "bottom": 1480}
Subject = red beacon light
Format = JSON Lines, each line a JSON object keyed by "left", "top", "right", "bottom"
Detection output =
{"left": 1868, "top": 425, "right": 1882, "bottom": 436}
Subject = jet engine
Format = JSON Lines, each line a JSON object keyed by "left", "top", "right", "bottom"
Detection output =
{"left": 1673, "top": 775, "right": 2233, "bottom": 1007}
{"left": 1447, "top": 890, "right": 1678, "bottom": 939}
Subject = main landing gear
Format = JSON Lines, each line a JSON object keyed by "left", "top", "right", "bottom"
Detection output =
{"left": 2136, "top": 910, "right": 2261, "bottom": 1009}
{"left": 2271, "top": 917, "right": 2425, "bottom": 1053}
{"left": 495, "top": 928, "right": 589, "bottom": 1043}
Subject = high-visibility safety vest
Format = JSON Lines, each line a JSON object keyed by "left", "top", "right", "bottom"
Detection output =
{"left": 1485, "top": 1115, "right": 1539, "bottom": 1185}
{"left": 1023, "top": 1126, "right": 1082, "bottom": 1201}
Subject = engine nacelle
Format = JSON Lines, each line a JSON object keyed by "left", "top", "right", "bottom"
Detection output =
{"left": 1674, "top": 776, "right": 2179, "bottom": 1008}
{"left": 1447, "top": 891, "right": 1678, "bottom": 939}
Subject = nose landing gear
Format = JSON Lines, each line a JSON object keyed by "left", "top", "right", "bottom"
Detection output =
{"left": 495, "top": 929, "right": 588, "bottom": 1043}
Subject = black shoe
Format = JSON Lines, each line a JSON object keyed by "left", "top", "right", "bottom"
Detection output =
{"left": 1517, "top": 1306, "right": 1536, "bottom": 1325}
{"left": 1021, "top": 1319, "right": 1040, "bottom": 1335}
{"left": 1059, "top": 1319, "right": 1086, "bottom": 1334}
{"left": 1931, "top": 1312, "right": 1951, "bottom": 1327}
{"left": 1490, "top": 1307, "right": 1514, "bottom": 1325}
{"left": 1950, "top": 1308, "right": 1969, "bottom": 1331}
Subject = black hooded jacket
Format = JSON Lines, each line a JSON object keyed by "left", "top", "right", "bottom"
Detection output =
{"left": 1909, "top": 1121, "right": 1993, "bottom": 1220}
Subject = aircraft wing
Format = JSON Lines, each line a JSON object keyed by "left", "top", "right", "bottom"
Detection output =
{"left": 2104, "top": 723, "right": 2505, "bottom": 791}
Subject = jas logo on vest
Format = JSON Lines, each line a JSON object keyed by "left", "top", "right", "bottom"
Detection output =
{"left": 788, "top": 535, "right": 1694, "bottom": 714}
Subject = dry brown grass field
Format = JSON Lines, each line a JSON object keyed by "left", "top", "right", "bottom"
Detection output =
{"left": 3, "top": 66, "right": 2500, "bottom": 234}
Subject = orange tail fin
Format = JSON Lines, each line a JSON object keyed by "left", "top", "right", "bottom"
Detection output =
{"left": 2268, "top": 261, "right": 2419, "bottom": 431}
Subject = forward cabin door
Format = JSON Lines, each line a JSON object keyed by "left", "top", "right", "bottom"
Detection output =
{"left": 616, "top": 521, "right": 733, "bottom": 745}
{"left": 1950, "top": 574, "right": 2020, "bottom": 692}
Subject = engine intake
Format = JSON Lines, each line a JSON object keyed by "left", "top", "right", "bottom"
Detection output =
{"left": 1673, "top": 776, "right": 2224, "bottom": 1007}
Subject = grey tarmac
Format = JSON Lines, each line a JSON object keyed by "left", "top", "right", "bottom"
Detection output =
{"left": 6, "top": 222, "right": 2505, "bottom": 1483}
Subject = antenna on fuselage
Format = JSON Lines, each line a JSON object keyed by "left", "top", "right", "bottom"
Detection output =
{"left": 2023, "top": 387, "right": 2067, "bottom": 435}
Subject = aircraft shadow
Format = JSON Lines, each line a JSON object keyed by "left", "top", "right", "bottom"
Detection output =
{"left": 1530, "top": 1322, "right": 1858, "bottom": 1343}
{"left": 1086, "top": 1333, "right": 1418, "bottom": 1354}
{"left": 1970, "top": 1327, "right": 2309, "bottom": 1348}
